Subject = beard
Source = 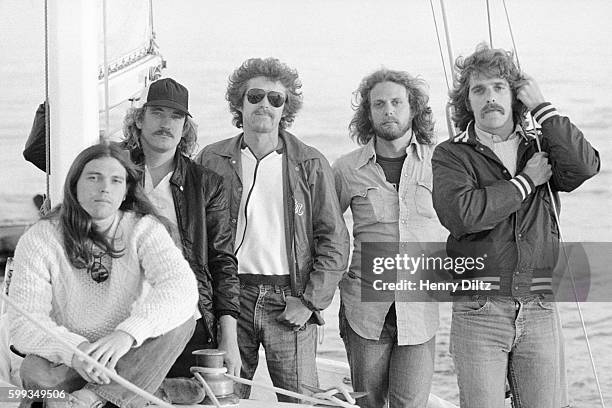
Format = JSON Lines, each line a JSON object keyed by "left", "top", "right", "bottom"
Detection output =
{"left": 373, "top": 119, "right": 411, "bottom": 141}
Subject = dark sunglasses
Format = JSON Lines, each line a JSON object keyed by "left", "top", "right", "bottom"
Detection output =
{"left": 245, "top": 88, "right": 287, "bottom": 108}
{"left": 88, "top": 252, "right": 110, "bottom": 283}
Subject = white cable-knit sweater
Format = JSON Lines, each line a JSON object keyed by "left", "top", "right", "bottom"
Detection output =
{"left": 8, "top": 211, "right": 198, "bottom": 367}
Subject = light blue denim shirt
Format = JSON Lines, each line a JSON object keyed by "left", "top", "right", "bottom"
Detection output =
{"left": 333, "top": 137, "right": 447, "bottom": 345}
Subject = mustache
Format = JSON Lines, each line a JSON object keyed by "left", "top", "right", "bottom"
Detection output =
{"left": 381, "top": 119, "right": 398, "bottom": 125}
{"left": 481, "top": 103, "right": 505, "bottom": 116}
{"left": 153, "top": 129, "right": 173, "bottom": 137}
{"left": 253, "top": 108, "right": 274, "bottom": 118}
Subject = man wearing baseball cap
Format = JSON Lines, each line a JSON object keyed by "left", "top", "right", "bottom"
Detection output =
{"left": 121, "top": 78, "right": 240, "bottom": 403}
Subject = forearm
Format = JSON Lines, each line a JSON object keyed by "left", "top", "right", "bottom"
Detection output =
{"left": 217, "top": 315, "right": 237, "bottom": 345}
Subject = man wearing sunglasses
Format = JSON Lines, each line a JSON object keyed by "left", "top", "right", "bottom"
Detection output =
{"left": 122, "top": 78, "right": 240, "bottom": 403}
{"left": 332, "top": 69, "right": 446, "bottom": 408}
{"left": 196, "top": 57, "right": 349, "bottom": 402}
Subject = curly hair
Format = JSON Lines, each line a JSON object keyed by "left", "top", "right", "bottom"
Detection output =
{"left": 349, "top": 69, "right": 435, "bottom": 146}
{"left": 44, "top": 142, "right": 163, "bottom": 269}
{"left": 450, "top": 43, "right": 528, "bottom": 132}
{"left": 226, "top": 57, "right": 303, "bottom": 129}
{"left": 122, "top": 106, "right": 199, "bottom": 157}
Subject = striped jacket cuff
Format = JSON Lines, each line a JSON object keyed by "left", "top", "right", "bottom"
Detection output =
{"left": 532, "top": 102, "right": 559, "bottom": 125}
{"left": 509, "top": 173, "right": 535, "bottom": 200}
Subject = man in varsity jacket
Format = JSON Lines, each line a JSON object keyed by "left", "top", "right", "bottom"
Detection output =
{"left": 432, "top": 44, "right": 600, "bottom": 407}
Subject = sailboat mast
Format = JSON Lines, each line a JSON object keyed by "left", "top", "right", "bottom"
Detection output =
{"left": 47, "top": 0, "right": 99, "bottom": 205}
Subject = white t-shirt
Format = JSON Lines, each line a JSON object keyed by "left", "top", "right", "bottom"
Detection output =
{"left": 235, "top": 148, "right": 290, "bottom": 276}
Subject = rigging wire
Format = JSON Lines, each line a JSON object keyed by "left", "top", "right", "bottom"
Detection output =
{"left": 429, "top": 0, "right": 451, "bottom": 92}
{"left": 502, "top": 0, "right": 520, "bottom": 69}
{"left": 502, "top": 2, "right": 606, "bottom": 406}
{"left": 439, "top": 0, "right": 456, "bottom": 80}
{"left": 44, "top": 0, "right": 51, "bottom": 209}
{"left": 102, "top": 0, "right": 110, "bottom": 143}
{"left": 431, "top": 0, "right": 458, "bottom": 138}
{"left": 149, "top": 0, "right": 156, "bottom": 40}
{"left": 486, "top": 0, "right": 494, "bottom": 47}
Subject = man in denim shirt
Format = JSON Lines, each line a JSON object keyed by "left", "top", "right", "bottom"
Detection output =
{"left": 333, "top": 69, "right": 446, "bottom": 408}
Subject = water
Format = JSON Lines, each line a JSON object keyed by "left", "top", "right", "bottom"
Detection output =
{"left": 1, "top": 0, "right": 611, "bottom": 405}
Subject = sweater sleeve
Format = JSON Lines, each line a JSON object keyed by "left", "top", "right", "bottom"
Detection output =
{"left": 8, "top": 223, "right": 88, "bottom": 366}
{"left": 115, "top": 216, "right": 198, "bottom": 346}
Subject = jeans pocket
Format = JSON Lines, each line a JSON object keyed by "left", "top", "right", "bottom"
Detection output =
{"left": 537, "top": 298, "right": 555, "bottom": 310}
{"left": 452, "top": 296, "right": 491, "bottom": 315}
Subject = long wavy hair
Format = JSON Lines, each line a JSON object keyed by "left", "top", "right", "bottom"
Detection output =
{"left": 450, "top": 43, "right": 528, "bottom": 131}
{"left": 122, "top": 106, "right": 199, "bottom": 158}
{"left": 45, "top": 142, "right": 162, "bottom": 269}
{"left": 349, "top": 69, "right": 435, "bottom": 146}
{"left": 226, "top": 57, "right": 303, "bottom": 130}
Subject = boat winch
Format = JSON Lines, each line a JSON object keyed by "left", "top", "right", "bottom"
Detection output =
{"left": 191, "top": 349, "right": 240, "bottom": 407}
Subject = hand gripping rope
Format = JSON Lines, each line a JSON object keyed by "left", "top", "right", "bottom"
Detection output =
{"left": 0, "top": 291, "right": 174, "bottom": 408}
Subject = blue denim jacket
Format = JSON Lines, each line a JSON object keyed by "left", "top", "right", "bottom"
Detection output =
{"left": 333, "top": 138, "right": 447, "bottom": 345}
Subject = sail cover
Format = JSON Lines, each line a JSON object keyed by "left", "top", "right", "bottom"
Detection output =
{"left": 96, "top": 0, "right": 164, "bottom": 137}
{"left": 97, "top": 0, "right": 156, "bottom": 80}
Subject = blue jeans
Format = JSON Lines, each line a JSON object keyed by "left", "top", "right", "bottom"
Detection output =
{"left": 19, "top": 318, "right": 195, "bottom": 408}
{"left": 237, "top": 282, "right": 318, "bottom": 403}
{"left": 451, "top": 296, "right": 562, "bottom": 408}
{"left": 340, "top": 303, "right": 435, "bottom": 408}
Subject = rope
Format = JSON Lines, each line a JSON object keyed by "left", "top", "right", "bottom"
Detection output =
{"left": 193, "top": 372, "right": 221, "bottom": 408}
{"left": 502, "top": 2, "right": 606, "bottom": 406}
{"left": 225, "top": 373, "right": 359, "bottom": 407}
{"left": 0, "top": 291, "right": 174, "bottom": 408}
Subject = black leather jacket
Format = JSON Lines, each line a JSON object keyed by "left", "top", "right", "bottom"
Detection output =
{"left": 131, "top": 149, "right": 240, "bottom": 343}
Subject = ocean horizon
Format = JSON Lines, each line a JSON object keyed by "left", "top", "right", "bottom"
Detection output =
{"left": 1, "top": 0, "right": 611, "bottom": 405}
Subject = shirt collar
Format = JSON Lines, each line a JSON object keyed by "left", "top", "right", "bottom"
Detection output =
{"left": 240, "top": 135, "right": 285, "bottom": 154}
{"left": 474, "top": 123, "right": 523, "bottom": 144}
{"left": 357, "top": 131, "right": 423, "bottom": 168}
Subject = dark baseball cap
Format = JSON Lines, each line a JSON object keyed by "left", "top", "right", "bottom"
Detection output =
{"left": 143, "top": 78, "right": 191, "bottom": 117}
